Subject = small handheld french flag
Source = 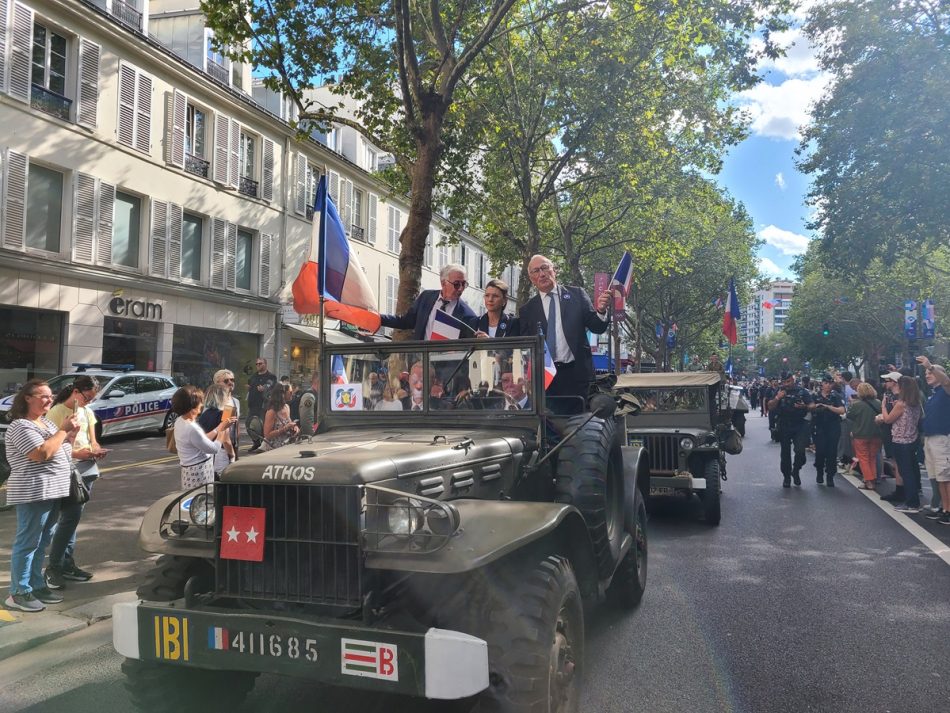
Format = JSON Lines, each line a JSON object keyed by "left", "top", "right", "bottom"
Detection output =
{"left": 431, "top": 310, "right": 469, "bottom": 341}
{"left": 609, "top": 252, "right": 633, "bottom": 296}
{"left": 543, "top": 341, "right": 557, "bottom": 390}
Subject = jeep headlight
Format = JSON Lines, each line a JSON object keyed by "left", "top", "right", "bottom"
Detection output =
{"left": 387, "top": 498, "right": 424, "bottom": 535}
{"left": 680, "top": 437, "right": 694, "bottom": 450}
{"left": 189, "top": 492, "right": 215, "bottom": 529}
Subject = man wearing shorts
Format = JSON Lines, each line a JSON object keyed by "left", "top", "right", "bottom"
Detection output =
{"left": 918, "top": 357, "right": 950, "bottom": 524}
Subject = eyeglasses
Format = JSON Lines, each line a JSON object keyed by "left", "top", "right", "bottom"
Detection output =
{"left": 444, "top": 280, "right": 468, "bottom": 290}
{"left": 255, "top": 362, "right": 265, "bottom": 366}
{"left": 223, "top": 378, "right": 235, "bottom": 383}
{"left": 529, "top": 264, "right": 553, "bottom": 276}
{"left": 28, "top": 393, "right": 53, "bottom": 401}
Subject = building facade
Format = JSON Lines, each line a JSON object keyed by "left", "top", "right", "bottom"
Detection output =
{"left": 744, "top": 279, "right": 796, "bottom": 351}
{"left": 0, "top": 0, "right": 490, "bottom": 400}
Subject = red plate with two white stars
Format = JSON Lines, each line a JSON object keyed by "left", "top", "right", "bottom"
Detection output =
{"left": 219, "top": 506, "right": 266, "bottom": 562}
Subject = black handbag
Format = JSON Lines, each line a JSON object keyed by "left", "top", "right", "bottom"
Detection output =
{"left": 65, "top": 466, "right": 90, "bottom": 505}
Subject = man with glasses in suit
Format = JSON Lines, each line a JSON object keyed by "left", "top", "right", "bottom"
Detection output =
{"left": 380, "top": 263, "right": 478, "bottom": 339}
{"left": 518, "top": 255, "right": 611, "bottom": 411}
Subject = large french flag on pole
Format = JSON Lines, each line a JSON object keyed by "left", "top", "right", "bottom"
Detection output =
{"left": 292, "top": 176, "right": 381, "bottom": 332}
{"left": 721, "top": 277, "right": 741, "bottom": 345}
{"left": 609, "top": 252, "right": 633, "bottom": 296}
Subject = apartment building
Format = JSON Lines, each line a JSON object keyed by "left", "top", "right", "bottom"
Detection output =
{"left": 744, "top": 280, "right": 796, "bottom": 350}
{"left": 0, "top": 0, "right": 490, "bottom": 397}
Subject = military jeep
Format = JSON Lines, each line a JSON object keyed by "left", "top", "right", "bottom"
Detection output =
{"left": 113, "top": 336, "right": 649, "bottom": 712}
{"left": 613, "top": 371, "right": 740, "bottom": 526}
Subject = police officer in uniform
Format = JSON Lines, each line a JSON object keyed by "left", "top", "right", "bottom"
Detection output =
{"left": 767, "top": 371, "right": 814, "bottom": 487}
{"left": 809, "top": 374, "right": 845, "bottom": 486}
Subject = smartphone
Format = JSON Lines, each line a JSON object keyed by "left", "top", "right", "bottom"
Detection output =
{"left": 95, "top": 448, "right": 111, "bottom": 459}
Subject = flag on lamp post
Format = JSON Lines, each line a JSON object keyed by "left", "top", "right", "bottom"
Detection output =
{"left": 722, "top": 277, "right": 741, "bottom": 345}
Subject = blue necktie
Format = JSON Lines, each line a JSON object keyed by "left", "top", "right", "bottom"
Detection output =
{"left": 546, "top": 292, "right": 557, "bottom": 360}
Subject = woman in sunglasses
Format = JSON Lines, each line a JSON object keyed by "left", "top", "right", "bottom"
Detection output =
{"left": 213, "top": 369, "right": 241, "bottom": 457}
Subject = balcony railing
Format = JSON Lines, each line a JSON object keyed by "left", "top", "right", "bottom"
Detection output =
{"left": 306, "top": 205, "right": 315, "bottom": 221}
{"left": 350, "top": 225, "right": 365, "bottom": 241}
{"left": 111, "top": 0, "right": 143, "bottom": 31}
{"left": 206, "top": 57, "right": 229, "bottom": 84}
{"left": 185, "top": 153, "right": 210, "bottom": 179}
{"left": 31, "top": 84, "right": 72, "bottom": 121}
{"left": 239, "top": 175, "right": 259, "bottom": 198}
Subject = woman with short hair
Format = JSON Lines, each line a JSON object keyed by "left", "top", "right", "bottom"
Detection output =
{"left": 197, "top": 384, "right": 237, "bottom": 476}
{"left": 474, "top": 279, "right": 517, "bottom": 338}
{"left": 172, "top": 385, "right": 228, "bottom": 488}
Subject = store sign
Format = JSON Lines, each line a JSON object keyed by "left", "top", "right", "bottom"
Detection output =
{"left": 108, "top": 296, "right": 163, "bottom": 320}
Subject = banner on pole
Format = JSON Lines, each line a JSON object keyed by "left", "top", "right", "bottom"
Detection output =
{"left": 922, "top": 299, "right": 935, "bottom": 339}
{"left": 904, "top": 300, "right": 918, "bottom": 340}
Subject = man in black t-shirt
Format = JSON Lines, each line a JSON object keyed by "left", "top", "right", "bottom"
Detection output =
{"left": 247, "top": 357, "right": 276, "bottom": 452}
{"left": 810, "top": 374, "right": 845, "bottom": 486}
{"left": 768, "top": 371, "right": 814, "bottom": 487}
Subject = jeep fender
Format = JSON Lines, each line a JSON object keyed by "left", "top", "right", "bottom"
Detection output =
{"left": 138, "top": 491, "right": 216, "bottom": 558}
{"left": 620, "top": 445, "right": 649, "bottom": 532}
{"left": 366, "top": 500, "right": 595, "bottom": 578}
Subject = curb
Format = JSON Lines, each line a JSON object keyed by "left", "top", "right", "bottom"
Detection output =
{"left": 0, "top": 591, "right": 135, "bottom": 662}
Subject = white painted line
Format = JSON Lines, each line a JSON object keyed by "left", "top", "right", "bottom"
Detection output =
{"left": 842, "top": 472, "right": 950, "bottom": 566}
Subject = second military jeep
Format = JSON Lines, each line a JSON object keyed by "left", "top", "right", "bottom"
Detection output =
{"left": 113, "top": 336, "right": 649, "bottom": 712}
{"left": 613, "top": 371, "right": 741, "bottom": 526}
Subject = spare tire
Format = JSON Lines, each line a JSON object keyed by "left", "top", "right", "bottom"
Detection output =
{"left": 554, "top": 416, "right": 624, "bottom": 578}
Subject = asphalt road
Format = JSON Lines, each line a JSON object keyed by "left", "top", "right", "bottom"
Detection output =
{"left": 2, "top": 415, "right": 950, "bottom": 712}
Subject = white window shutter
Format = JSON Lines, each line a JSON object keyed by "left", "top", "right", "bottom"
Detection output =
{"left": 97, "top": 181, "right": 114, "bottom": 266}
{"left": 149, "top": 200, "right": 168, "bottom": 277}
{"left": 76, "top": 38, "right": 100, "bottom": 129}
{"left": 424, "top": 232, "right": 433, "bottom": 267}
{"left": 226, "top": 222, "right": 237, "bottom": 290}
{"left": 168, "top": 90, "right": 186, "bottom": 167}
{"left": 72, "top": 173, "right": 97, "bottom": 264}
{"left": 213, "top": 113, "right": 229, "bottom": 183}
{"left": 7, "top": 2, "right": 33, "bottom": 103}
{"left": 117, "top": 65, "right": 136, "bottom": 147}
{"left": 0, "top": 0, "right": 8, "bottom": 93}
{"left": 167, "top": 203, "right": 183, "bottom": 281}
{"left": 328, "top": 170, "right": 339, "bottom": 205}
{"left": 294, "top": 153, "right": 306, "bottom": 215}
{"left": 135, "top": 74, "right": 152, "bottom": 153}
{"left": 2, "top": 150, "right": 26, "bottom": 250}
{"left": 367, "top": 193, "right": 377, "bottom": 245}
{"left": 341, "top": 179, "right": 353, "bottom": 230}
{"left": 211, "top": 217, "right": 226, "bottom": 289}
{"left": 228, "top": 119, "right": 240, "bottom": 188}
{"left": 259, "top": 233, "right": 272, "bottom": 296}
{"left": 261, "top": 138, "right": 274, "bottom": 201}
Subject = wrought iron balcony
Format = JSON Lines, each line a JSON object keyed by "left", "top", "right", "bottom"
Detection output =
{"left": 206, "top": 57, "right": 229, "bottom": 84}
{"left": 239, "top": 175, "right": 259, "bottom": 198}
{"left": 185, "top": 153, "right": 210, "bottom": 178}
{"left": 111, "top": 0, "right": 143, "bottom": 31}
{"left": 350, "top": 225, "right": 365, "bottom": 241}
{"left": 31, "top": 84, "right": 72, "bottom": 121}
{"left": 306, "top": 205, "right": 315, "bottom": 221}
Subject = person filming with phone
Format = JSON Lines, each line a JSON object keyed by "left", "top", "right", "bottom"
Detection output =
{"left": 44, "top": 375, "right": 107, "bottom": 590}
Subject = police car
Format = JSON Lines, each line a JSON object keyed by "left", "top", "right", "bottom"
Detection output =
{"left": 0, "top": 364, "right": 179, "bottom": 441}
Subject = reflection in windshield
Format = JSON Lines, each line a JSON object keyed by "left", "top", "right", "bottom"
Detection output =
{"left": 633, "top": 388, "right": 707, "bottom": 413}
{"left": 326, "top": 346, "right": 536, "bottom": 412}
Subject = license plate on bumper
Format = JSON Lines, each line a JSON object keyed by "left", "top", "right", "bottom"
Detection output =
{"left": 112, "top": 601, "right": 488, "bottom": 700}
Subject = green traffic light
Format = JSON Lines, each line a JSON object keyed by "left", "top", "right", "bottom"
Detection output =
{"left": 821, "top": 322, "right": 830, "bottom": 336}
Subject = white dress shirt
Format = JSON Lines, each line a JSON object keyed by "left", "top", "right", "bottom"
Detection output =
{"left": 540, "top": 287, "right": 573, "bottom": 363}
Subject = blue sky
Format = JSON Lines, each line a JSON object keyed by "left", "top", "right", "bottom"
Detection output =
{"left": 714, "top": 13, "right": 829, "bottom": 281}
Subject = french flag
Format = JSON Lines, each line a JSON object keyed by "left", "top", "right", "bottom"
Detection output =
{"left": 208, "top": 626, "right": 229, "bottom": 650}
{"left": 722, "top": 277, "right": 741, "bottom": 346}
{"left": 431, "top": 310, "right": 469, "bottom": 341}
{"left": 292, "top": 176, "right": 382, "bottom": 332}
{"left": 332, "top": 354, "right": 348, "bottom": 384}
{"left": 609, "top": 252, "right": 633, "bottom": 296}
{"left": 543, "top": 341, "right": 557, "bottom": 390}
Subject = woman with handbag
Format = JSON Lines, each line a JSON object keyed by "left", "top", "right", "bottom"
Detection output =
{"left": 44, "top": 376, "right": 108, "bottom": 590}
{"left": 877, "top": 375, "right": 923, "bottom": 512}
{"left": 4, "top": 380, "right": 80, "bottom": 612}
{"left": 172, "top": 386, "right": 229, "bottom": 488}
{"left": 847, "top": 382, "right": 884, "bottom": 490}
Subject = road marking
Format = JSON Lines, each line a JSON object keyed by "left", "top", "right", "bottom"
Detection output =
{"left": 843, "top": 473, "right": 950, "bottom": 566}
{"left": 99, "top": 455, "right": 177, "bottom": 473}
{"left": 0, "top": 609, "right": 18, "bottom": 623}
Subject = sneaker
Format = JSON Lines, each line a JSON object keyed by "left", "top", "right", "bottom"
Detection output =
{"left": 941, "top": 512, "right": 950, "bottom": 526}
{"left": 793, "top": 471, "right": 802, "bottom": 486}
{"left": 925, "top": 509, "right": 943, "bottom": 520}
{"left": 32, "top": 587, "right": 64, "bottom": 604}
{"left": 4, "top": 592, "right": 46, "bottom": 612}
{"left": 45, "top": 567, "right": 66, "bottom": 590}
{"left": 60, "top": 564, "right": 93, "bottom": 582}
{"left": 893, "top": 504, "right": 920, "bottom": 514}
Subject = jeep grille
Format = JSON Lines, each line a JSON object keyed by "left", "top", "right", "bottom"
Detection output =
{"left": 214, "top": 483, "right": 362, "bottom": 609}
{"left": 633, "top": 434, "right": 679, "bottom": 474}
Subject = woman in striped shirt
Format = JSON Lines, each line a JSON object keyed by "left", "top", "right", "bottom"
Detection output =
{"left": 4, "top": 379, "right": 81, "bottom": 612}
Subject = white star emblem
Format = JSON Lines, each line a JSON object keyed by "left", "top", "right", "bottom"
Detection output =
{"left": 226, "top": 526, "right": 240, "bottom": 542}
{"left": 245, "top": 526, "right": 259, "bottom": 544}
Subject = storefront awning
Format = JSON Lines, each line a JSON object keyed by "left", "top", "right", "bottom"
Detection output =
{"left": 285, "top": 322, "right": 369, "bottom": 345}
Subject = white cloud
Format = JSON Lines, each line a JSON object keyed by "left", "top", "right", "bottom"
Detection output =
{"left": 751, "top": 28, "right": 821, "bottom": 78}
{"left": 775, "top": 172, "right": 786, "bottom": 190}
{"left": 757, "top": 256, "right": 785, "bottom": 278}
{"left": 758, "top": 225, "right": 811, "bottom": 256}
{"left": 736, "top": 73, "right": 831, "bottom": 140}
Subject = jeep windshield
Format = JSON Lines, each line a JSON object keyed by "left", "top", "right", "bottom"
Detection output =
{"left": 629, "top": 387, "right": 708, "bottom": 414}
{"left": 320, "top": 337, "right": 547, "bottom": 417}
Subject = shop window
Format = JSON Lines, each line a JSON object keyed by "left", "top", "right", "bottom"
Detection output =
{"left": 112, "top": 191, "right": 141, "bottom": 268}
{"left": 171, "top": 325, "right": 259, "bottom": 401}
{"left": 102, "top": 317, "right": 158, "bottom": 371}
{"left": 236, "top": 229, "right": 253, "bottom": 291}
{"left": 181, "top": 212, "right": 203, "bottom": 281}
{"left": 0, "top": 307, "right": 64, "bottom": 394}
{"left": 25, "top": 163, "right": 63, "bottom": 253}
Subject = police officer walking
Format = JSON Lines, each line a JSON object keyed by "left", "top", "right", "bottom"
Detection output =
{"left": 767, "top": 371, "right": 814, "bottom": 487}
{"left": 810, "top": 374, "right": 845, "bottom": 486}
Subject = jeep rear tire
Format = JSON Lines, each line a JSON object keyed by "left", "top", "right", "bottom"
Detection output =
{"left": 702, "top": 458, "right": 721, "bottom": 526}
{"left": 608, "top": 488, "right": 648, "bottom": 609}
{"left": 122, "top": 556, "right": 258, "bottom": 713}
{"left": 554, "top": 416, "right": 623, "bottom": 578}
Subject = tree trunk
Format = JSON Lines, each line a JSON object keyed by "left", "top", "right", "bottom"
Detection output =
{"left": 515, "top": 210, "right": 542, "bottom": 306}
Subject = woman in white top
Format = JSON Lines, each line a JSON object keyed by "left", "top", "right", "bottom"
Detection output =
{"left": 375, "top": 384, "right": 404, "bottom": 411}
{"left": 171, "top": 385, "right": 230, "bottom": 488}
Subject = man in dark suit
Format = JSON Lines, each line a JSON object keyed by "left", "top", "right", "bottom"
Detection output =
{"left": 518, "top": 254, "right": 611, "bottom": 407}
{"left": 380, "top": 263, "right": 478, "bottom": 339}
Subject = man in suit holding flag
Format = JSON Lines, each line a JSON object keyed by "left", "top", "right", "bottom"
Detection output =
{"left": 380, "top": 264, "right": 478, "bottom": 340}
{"left": 518, "top": 254, "right": 611, "bottom": 408}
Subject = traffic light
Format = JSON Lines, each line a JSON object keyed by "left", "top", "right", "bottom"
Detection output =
{"left": 821, "top": 322, "right": 830, "bottom": 337}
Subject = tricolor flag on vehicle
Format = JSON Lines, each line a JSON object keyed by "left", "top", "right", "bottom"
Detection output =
{"left": 430, "top": 309, "right": 471, "bottom": 341}
{"left": 543, "top": 341, "right": 557, "bottom": 390}
{"left": 332, "top": 355, "right": 348, "bottom": 384}
{"left": 292, "top": 176, "right": 382, "bottom": 332}
{"left": 721, "top": 277, "right": 741, "bottom": 346}
{"left": 208, "top": 626, "right": 229, "bottom": 651}
{"left": 341, "top": 638, "right": 399, "bottom": 681}
{"left": 609, "top": 252, "right": 633, "bottom": 296}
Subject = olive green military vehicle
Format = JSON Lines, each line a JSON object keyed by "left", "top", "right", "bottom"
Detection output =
{"left": 113, "top": 337, "right": 650, "bottom": 712}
